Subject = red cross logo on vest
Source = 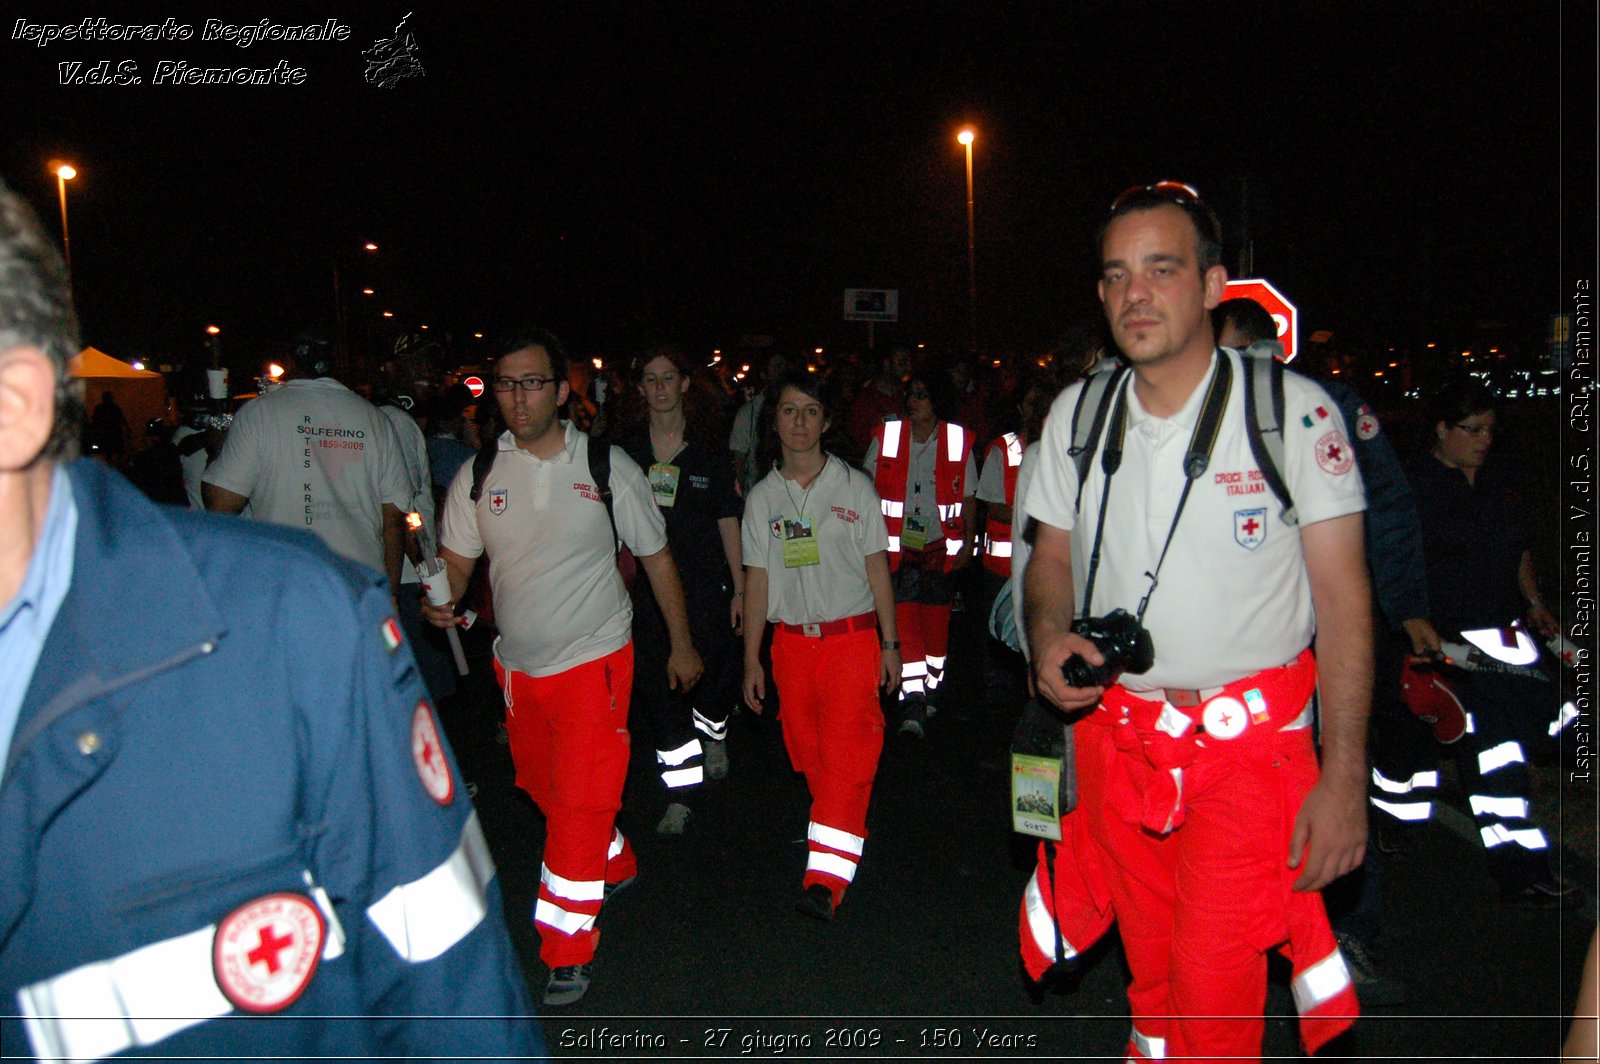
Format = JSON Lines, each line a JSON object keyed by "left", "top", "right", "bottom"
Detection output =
{"left": 213, "top": 893, "right": 325, "bottom": 1013}
{"left": 1201, "top": 696, "right": 1249, "bottom": 739}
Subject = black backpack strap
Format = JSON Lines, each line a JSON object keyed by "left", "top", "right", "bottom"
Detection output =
{"left": 1238, "top": 345, "right": 1297, "bottom": 526}
{"left": 468, "top": 434, "right": 499, "bottom": 503}
{"left": 587, "top": 435, "right": 621, "bottom": 559}
{"left": 1069, "top": 364, "right": 1128, "bottom": 512}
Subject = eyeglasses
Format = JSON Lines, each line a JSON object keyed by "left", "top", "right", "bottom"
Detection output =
{"left": 492, "top": 375, "right": 558, "bottom": 393}
{"left": 1451, "top": 422, "right": 1494, "bottom": 437}
{"left": 1110, "top": 180, "right": 1206, "bottom": 212}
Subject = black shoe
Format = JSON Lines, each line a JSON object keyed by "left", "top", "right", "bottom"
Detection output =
{"left": 898, "top": 697, "right": 928, "bottom": 739}
{"left": 543, "top": 963, "right": 593, "bottom": 1006}
{"left": 603, "top": 874, "right": 637, "bottom": 901}
{"left": 1336, "top": 933, "right": 1406, "bottom": 1007}
{"left": 1503, "top": 878, "right": 1583, "bottom": 910}
{"left": 796, "top": 884, "right": 835, "bottom": 921}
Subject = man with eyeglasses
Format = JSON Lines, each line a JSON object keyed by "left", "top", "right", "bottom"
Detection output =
{"left": 427, "top": 327, "right": 703, "bottom": 1007}
{"left": 1019, "top": 182, "right": 1371, "bottom": 1059}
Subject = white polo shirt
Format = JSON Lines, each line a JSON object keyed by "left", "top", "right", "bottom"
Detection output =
{"left": 379, "top": 404, "right": 436, "bottom": 586}
{"left": 742, "top": 455, "right": 890, "bottom": 626}
{"left": 1024, "top": 348, "right": 1366, "bottom": 692}
{"left": 440, "top": 423, "right": 667, "bottom": 677}
{"left": 204, "top": 378, "right": 411, "bottom": 574}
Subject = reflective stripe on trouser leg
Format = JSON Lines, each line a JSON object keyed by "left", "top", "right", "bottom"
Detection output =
{"left": 772, "top": 626, "right": 884, "bottom": 905}
{"left": 1369, "top": 766, "right": 1437, "bottom": 823}
{"left": 899, "top": 659, "right": 928, "bottom": 699}
{"left": 501, "top": 644, "right": 634, "bottom": 967}
{"left": 656, "top": 736, "right": 704, "bottom": 791}
{"left": 692, "top": 708, "right": 728, "bottom": 742}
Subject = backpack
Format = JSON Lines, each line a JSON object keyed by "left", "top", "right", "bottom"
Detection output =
{"left": 1067, "top": 344, "right": 1298, "bottom": 526}
{"left": 469, "top": 432, "right": 622, "bottom": 558}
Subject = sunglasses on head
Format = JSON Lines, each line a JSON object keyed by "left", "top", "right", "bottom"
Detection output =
{"left": 1110, "top": 180, "right": 1207, "bottom": 212}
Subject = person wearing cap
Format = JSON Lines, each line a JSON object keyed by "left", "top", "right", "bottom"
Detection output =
{"left": 426, "top": 327, "right": 703, "bottom": 1005}
{"left": 1020, "top": 182, "right": 1371, "bottom": 1060}
{"left": 741, "top": 369, "right": 899, "bottom": 921}
{"left": 0, "top": 181, "right": 543, "bottom": 1060}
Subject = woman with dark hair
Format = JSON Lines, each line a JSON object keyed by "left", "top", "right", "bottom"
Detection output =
{"left": 741, "top": 370, "right": 899, "bottom": 920}
{"left": 860, "top": 368, "right": 979, "bottom": 737}
{"left": 620, "top": 343, "right": 745, "bottom": 834}
{"left": 1404, "top": 379, "right": 1575, "bottom": 908}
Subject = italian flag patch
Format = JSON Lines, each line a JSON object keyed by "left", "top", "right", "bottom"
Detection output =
{"left": 381, "top": 617, "right": 404, "bottom": 653}
{"left": 1301, "top": 405, "right": 1331, "bottom": 429}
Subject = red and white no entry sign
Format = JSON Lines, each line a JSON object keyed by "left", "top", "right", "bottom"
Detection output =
{"left": 1224, "top": 278, "right": 1299, "bottom": 363}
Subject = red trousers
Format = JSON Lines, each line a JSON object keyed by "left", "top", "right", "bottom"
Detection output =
{"left": 772, "top": 625, "right": 884, "bottom": 905}
{"left": 496, "top": 644, "right": 639, "bottom": 967}
{"left": 895, "top": 600, "right": 952, "bottom": 698}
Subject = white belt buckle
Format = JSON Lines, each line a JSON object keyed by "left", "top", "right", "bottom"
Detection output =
{"left": 1200, "top": 696, "right": 1250, "bottom": 740}
{"left": 802, "top": 623, "right": 821, "bottom": 638}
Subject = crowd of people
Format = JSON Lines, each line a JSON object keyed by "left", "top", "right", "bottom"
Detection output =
{"left": 3, "top": 169, "right": 1589, "bottom": 1062}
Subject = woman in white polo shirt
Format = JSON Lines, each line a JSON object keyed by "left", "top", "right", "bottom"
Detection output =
{"left": 741, "top": 371, "right": 900, "bottom": 921}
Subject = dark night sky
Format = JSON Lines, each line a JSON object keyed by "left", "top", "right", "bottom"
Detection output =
{"left": 2, "top": 0, "right": 1591, "bottom": 368}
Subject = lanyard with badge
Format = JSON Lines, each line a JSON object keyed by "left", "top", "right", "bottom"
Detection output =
{"left": 648, "top": 440, "right": 685, "bottom": 508}
{"left": 781, "top": 467, "right": 821, "bottom": 568}
{"left": 900, "top": 435, "right": 936, "bottom": 552}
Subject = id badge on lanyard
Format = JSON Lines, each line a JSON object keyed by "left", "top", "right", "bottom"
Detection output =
{"left": 648, "top": 462, "right": 681, "bottom": 507}
{"left": 781, "top": 514, "right": 820, "bottom": 568}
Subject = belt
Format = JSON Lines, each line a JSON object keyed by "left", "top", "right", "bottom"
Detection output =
{"left": 779, "top": 612, "right": 877, "bottom": 639}
{"left": 1163, "top": 686, "right": 1223, "bottom": 708}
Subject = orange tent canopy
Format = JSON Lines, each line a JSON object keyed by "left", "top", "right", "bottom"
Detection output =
{"left": 71, "top": 347, "right": 171, "bottom": 450}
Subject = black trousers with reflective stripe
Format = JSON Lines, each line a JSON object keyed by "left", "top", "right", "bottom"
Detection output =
{"left": 631, "top": 579, "right": 738, "bottom": 799}
{"left": 1451, "top": 668, "right": 1553, "bottom": 893}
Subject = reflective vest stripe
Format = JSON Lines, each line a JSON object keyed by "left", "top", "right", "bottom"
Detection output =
{"left": 880, "top": 419, "right": 903, "bottom": 459}
{"left": 1292, "top": 948, "right": 1354, "bottom": 1013}
{"left": 1478, "top": 740, "right": 1525, "bottom": 775}
{"left": 886, "top": 534, "right": 901, "bottom": 552}
{"left": 607, "top": 828, "right": 626, "bottom": 860}
{"left": 983, "top": 536, "right": 1013, "bottom": 557}
{"left": 656, "top": 737, "right": 703, "bottom": 767}
{"left": 539, "top": 861, "right": 604, "bottom": 903}
{"left": 944, "top": 423, "right": 964, "bottom": 463}
{"left": 369, "top": 812, "right": 495, "bottom": 963}
{"left": 944, "top": 536, "right": 964, "bottom": 556}
{"left": 19, "top": 924, "right": 233, "bottom": 1061}
{"left": 806, "top": 849, "right": 858, "bottom": 882}
{"left": 983, "top": 433, "right": 1024, "bottom": 577}
{"left": 873, "top": 419, "right": 972, "bottom": 572}
{"left": 1469, "top": 795, "right": 1530, "bottom": 819}
{"left": 1371, "top": 796, "right": 1432, "bottom": 821}
{"left": 881, "top": 499, "right": 904, "bottom": 518}
{"left": 534, "top": 898, "right": 597, "bottom": 936}
{"left": 808, "top": 821, "right": 865, "bottom": 856}
{"left": 1371, "top": 767, "right": 1439, "bottom": 793}
{"left": 1481, "top": 823, "right": 1548, "bottom": 850}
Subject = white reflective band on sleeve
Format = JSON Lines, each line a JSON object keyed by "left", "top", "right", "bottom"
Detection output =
{"left": 805, "top": 850, "right": 859, "bottom": 882}
{"left": 1478, "top": 740, "right": 1525, "bottom": 775}
{"left": 692, "top": 710, "right": 728, "bottom": 740}
{"left": 1292, "top": 948, "right": 1353, "bottom": 1013}
{"left": 886, "top": 535, "right": 901, "bottom": 552}
{"left": 881, "top": 499, "right": 904, "bottom": 518}
{"left": 1371, "top": 796, "right": 1432, "bottom": 821}
{"left": 881, "top": 420, "right": 904, "bottom": 459}
{"left": 1129, "top": 1025, "right": 1166, "bottom": 1060}
{"left": 662, "top": 765, "right": 704, "bottom": 789}
{"left": 19, "top": 924, "right": 232, "bottom": 1062}
{"left": 656, "top": 737, "right": 703, "bottom": 767}
{"left": 945, "top": 425, "right": 964, "bottom": 463}
{"left": 368, "top": 812, "right": 495, "bottom": 963}
{"left": 1469, "top": 795, "right": 1531, "bottom": 819}
{"left": 1480, "top": 823, "right": 1548, "bottom": 850}
{"left": 1023, "top": 876, "right": 1076, "bottom": 961}
{"left": 1371, "top": 768, "right": 1439, "bottom": 794}
{"left": 944, "top": 537, "right": 964, "bottom": 555}
{"left": 1552, "top": 702, "right": 1579, "bottom": 736}
{"left": 534, "top": 898, "right": 597, "bottom": 936}
{"left": 1155, "top": 703, "right": 1193, "bottom": 739}
{"left": 808, "top": 821, "right": 866, "bottom": 856}
{"left": 607, "top": 828, "right": 626, "bottom": 860}
{"left": 540, "top": 863, "right": 604, "bottom": 903}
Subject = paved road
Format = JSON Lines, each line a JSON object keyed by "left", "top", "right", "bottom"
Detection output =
{"left": 437, "top": 606, "right": 1595, "bottom": 1061}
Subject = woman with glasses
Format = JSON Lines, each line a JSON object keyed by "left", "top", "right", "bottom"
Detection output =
{"left": 741, "top": 370, "right": 900, "bottom": 920}
{"left": 860, "top": 369, "right": 979, "bottom": 737}
{"left": 1405, "top": 379, "right": 1574, "bottom": 908}
{"left": 619, "top": 343, "right": 744, "bottom": 835}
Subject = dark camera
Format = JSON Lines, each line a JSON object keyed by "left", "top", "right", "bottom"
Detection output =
{"left": 1062, "top": 609, "right": 1154, "bottom": 688}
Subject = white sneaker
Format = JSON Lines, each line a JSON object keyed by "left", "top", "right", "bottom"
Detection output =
{"left": 704, "top": 740, "right": 730, "bottom": 780}
{"left": 656, "top": 801, "right": 691, "bottom": 835}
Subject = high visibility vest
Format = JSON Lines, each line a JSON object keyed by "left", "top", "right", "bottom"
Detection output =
{"left": 872, "top": 419, "right": 974, "bottom": 573}
{"left": 981, "top": 431, "right": 1024, "bottom": 577}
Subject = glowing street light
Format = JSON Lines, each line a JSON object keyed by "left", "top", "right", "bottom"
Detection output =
{"left": 49, "top": 161, "right": 77, "bottom": 284}
{"left": 957, "top": 127, "right": 977, "bottom": 354}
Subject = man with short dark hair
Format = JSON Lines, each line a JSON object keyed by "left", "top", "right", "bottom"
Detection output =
{"left": 1020, "top": 183, "right": 1371, "bottom": 1059}
{"left": 428, "top": 328, "right": 703, "bottom": 1006}
{"left": 0, "top": 181, "right": 542, "bottom": 1060}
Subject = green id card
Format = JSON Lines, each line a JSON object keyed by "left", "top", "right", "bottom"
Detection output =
{"left": 1010, "top": 753, "right": 1064, "bottom": 840}
{"left": 901, "top": 513, "right": 930, "bottom": 552}
{"left": 648, "top": 462, "right": 681, "bottom": 507}
{"left": 781, "top": 515, "right": 820, "bottom": 568}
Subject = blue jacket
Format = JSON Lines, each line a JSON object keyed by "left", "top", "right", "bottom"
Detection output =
{"left": 1, "top": 461, "right": 545, "bottom": 1061}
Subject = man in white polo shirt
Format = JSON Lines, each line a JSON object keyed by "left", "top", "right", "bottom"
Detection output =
{"left": 427, "top": 327, "right": 702, "bottom": 1008}
{"left": 1019, "top": 183, "right": 1371, "bottom": 1060}
{"left": 204, "top": 349, "right": 411, "bottom": 594}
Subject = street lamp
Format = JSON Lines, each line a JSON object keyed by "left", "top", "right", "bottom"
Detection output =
{"left": 956, "top": 129, "right": 977, "bottom": 355}
{"left": 49, "top": 162, "right": 77, "bottom": 284}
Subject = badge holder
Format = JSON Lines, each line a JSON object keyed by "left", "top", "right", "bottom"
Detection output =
{"left": 1010, "top": 699, "right": 1076, "bottom": 839}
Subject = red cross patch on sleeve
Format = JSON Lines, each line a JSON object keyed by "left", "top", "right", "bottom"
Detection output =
{"left": 411, "top": 700, "right": 455, "bottom": 805}
{"left": 1315, "top": 431, "right": 1355, "bottom": 475}
{"left": 213, "top": 893, "right": 326, "bottom": 1013}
